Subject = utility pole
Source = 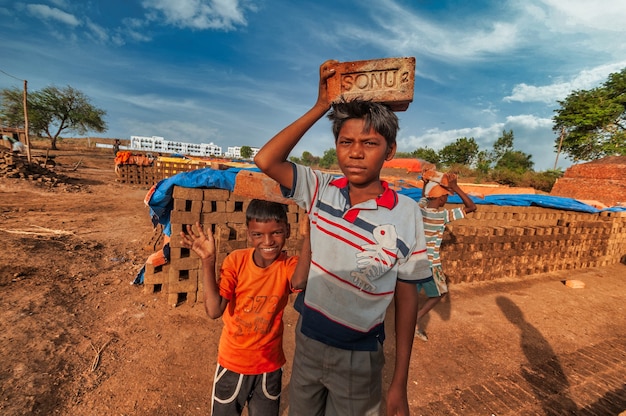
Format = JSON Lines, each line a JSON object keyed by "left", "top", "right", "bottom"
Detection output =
{"left": 23, "top": 80, "right": 32, "bottom": 162}
{"left": 554, "top": 127, "right": 565, "bottom": 170}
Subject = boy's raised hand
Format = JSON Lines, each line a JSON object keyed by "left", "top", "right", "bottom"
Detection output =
{"left": 444, "top": 173, "right": 459, "bottom": 193}
{"left": 180, "top": 222, "right": 215, "bottom": 261}
{"left": 316, "top": 60, "right": 338, "bottom": 110}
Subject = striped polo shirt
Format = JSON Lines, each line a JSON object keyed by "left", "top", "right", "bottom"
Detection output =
{"left": 284, "top": 163, "right": 431, "bottom": 351}
{"left": 418, "top": 198, "right": 466, "bottom": 268}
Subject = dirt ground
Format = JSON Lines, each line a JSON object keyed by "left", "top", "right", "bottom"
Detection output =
{"left": 1, "top": 145, "right": 624, "bottom": 416}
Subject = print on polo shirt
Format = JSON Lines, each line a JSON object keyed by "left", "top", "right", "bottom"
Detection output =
{"left": 352, "top": 224, "right": 398, "bottom": 291}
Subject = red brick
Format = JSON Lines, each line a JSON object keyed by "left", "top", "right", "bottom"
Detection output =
{"left": 233, "top": 170, "right": 295, "bottom": 204}
{"left": 173, "top": 186, "right": 204, "bottom": 200}
{"left": 204, "top": 188, "right": 230, "bottom": 201}
{"left": 326, "top": 57, "right": 415, "bottom": 111}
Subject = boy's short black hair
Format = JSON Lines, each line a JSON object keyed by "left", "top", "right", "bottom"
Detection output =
{"left": 246, "top": 199, "right": 288, "bottom": 225}
{"left": 327, "top": 98, "right": 399, "bottom": 147}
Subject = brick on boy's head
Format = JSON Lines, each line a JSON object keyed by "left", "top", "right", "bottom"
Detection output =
{"left": 245, "top": 199, "right": 288, "bottom": 225}
{"left": 425, "top": 181, "right": 453, "bottom": 199}
{"left": 327, "top": 98, "right": 399, "bottom": 146}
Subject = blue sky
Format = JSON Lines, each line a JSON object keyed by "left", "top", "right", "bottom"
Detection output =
{"left": 1, "top": 0, "right": 626, "bottom": 171}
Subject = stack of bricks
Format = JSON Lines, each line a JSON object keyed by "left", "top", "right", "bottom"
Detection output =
{"left": 440, "top": 204, "right": 626, "bottom": 284}
{"left": 142, "top": 225, "right": 168, "bottom": 295}
{"left": 115, "top": 164, "right": 159, "bottom": 186}
{"left": 116, "top": 158, "right": 228, "bottom": 187}
{"left": 153, "top": 158, "right": 214, "bottom": 180}
{"left": 551, "top": 156, "right": 626, "bottom": 207}
{"left": 142, "top": 171, "right": 626, "bottom": 307}
{"left": 144, "top": 185, "right": 306, "bottom": 307}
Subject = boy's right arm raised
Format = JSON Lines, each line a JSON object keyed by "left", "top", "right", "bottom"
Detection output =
{"left": 447, "top": 174, "right": 477, "bottom": 214}
{"left": 254, "top": 60, "right": 337, "bottom": 189}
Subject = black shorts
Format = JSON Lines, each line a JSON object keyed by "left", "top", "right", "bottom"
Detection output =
{"left": 212, "top": 364, "right": 282, "bottom": 416}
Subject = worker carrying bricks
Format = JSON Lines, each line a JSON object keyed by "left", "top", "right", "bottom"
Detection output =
{"left": 415, "top": 170, "right": 477, "bottom": 342}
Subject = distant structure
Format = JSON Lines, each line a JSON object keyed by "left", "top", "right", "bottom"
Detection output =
{"left": 130, "top": 135, "right": 223, "bottom": 157}
{"left": 225, "top": 146, "right": 260, "bottom": 159}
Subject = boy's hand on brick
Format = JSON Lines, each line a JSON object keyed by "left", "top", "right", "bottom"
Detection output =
{"left": 445, "top": 173, "right": 459, "bottom": 192}
{"left": 180, "top": 222, "right": 216, "bottom": 262}
{"left": 316, "top": 60, "right": 338, "bottom": 110}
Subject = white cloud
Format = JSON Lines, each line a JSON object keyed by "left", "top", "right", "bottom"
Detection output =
{"left": 505, "top": 61, "right": 626, "bottom": 103}
{"left": 26, "top": 3, "right": 80, "bottom": 27}
{"left": 504, "top": 114, "right": 552, "bottom": 130}
{"left": 333, "top": 0, "right": 626, "bottom": 72}
{"left": 141, "top": 0, "right": 250, "bottom": 30}
{"left": 399, "top": 125, "right": 502, "bottom": 153}
{"left": 338, "top": 0, "right": 520, "bottom": 63}
{"left": 84, "top": 18, "right": 109, "bottom": 43}
{"left": 117, "top": 92, "right": 200, "bottom": 112}
{"left": 539, "top": 0, "right": 626, "bottom": 32}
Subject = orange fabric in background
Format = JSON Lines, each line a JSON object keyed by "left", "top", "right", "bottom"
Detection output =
{"left": 146, "top": 250, "right": 167, "bottom": 267}
{"left": 115, "top": 151, "right": 132, "bottom": 165}
{"left": 383, "top": 158, "right": 435, "bottom": 173}
{"left": 115, "top": 152, "right": 153, "bottom": 166}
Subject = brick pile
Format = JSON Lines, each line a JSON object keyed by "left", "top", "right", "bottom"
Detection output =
{"left": 115, "top": 164, "right": 158, "bottom": 186}
{"left": 441, "top": 204, "right": 626, "bottom": 284}
{"left": 144, "top": 186, "right": 306, "bottom": 307}
{"left": 146, "top": 177, "right": 626, "bottom": 307}
{"left": 551, "top": 156, "right": 626, "bottom": 207}
{"left": 0, "top": 148, "right": 81, "bottom": 190}
{"left": 153, "top": 158, "right": 218, "bottom": 180}
{"left": 115, "top": 158, "right": 232, "bottom": 186}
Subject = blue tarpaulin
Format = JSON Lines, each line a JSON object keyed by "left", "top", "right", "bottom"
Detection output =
{"left": 398, "top": 188, "right": 626, "bottom": 213}
{"left": 147, "top": 167, "right": 258, "bottom": 235}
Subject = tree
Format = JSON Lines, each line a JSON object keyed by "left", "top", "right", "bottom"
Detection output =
{"left": 318, "top": 148, "right": 337, "bottom": 169}
{"left": 0, "top": 85, "right": 107, "bottom": 150}
{"left": 438, "top": 137, "right": 479, "bottom": 167}
{"left": 494, "top": 150, "right": 534, "bottom": 173}
{"left": 0, "top": 88, "right": 23, "bottom": 125}
{"left": 293, "top": 150, "right": 319, "bottom": 166}
{"left": 240, "top": 145, "right": 253, "bottom": 159}
{"left": 491, "top": 129, "right": 514, "bottom": 162}
{"left": 412, "top": 146, "right": 440, "bottom": 164}
{"left": 487, "top": 129, "right": 534, "bottom": 173}
{"left": 474, "top": 150, "right": 491, "bottom": 175}
{"left": 394, "top": 151, "right": 414, "bottom": 159}
{"left": 553, "top": 67, "right": 626, "bottom": 162}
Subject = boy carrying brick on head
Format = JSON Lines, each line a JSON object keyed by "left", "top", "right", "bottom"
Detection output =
{"left": 179, "top": 199, "right": 310, "bottom": 416}
{"left": 415, "top": 172, "right": 476, "bottom": 342}
{"left": 254, "top": 60, "right": 431, "bottom": 416}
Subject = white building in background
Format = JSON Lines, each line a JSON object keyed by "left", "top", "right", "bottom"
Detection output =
{"left": 225, "top": 146, "right": 260, "bottom": 159}
{"left": 130, "top": 135, "right": 223, "bottom": 157}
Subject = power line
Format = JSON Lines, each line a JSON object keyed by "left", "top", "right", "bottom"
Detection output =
{"left": 0, "top": 68, "right": 24, "bottom": 81}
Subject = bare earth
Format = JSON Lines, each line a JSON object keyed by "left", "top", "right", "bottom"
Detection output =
{"left": 1, "top": 147, "right": 624, "bottom": 415}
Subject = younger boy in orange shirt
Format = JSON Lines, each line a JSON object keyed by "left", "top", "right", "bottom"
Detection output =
{"left": 180, "top": 199, "right": 310, "bottom": 416}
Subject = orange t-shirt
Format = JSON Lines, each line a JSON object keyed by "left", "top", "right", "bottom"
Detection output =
{"left": 217, "top": 248, "right": 298, "bottom": 375}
